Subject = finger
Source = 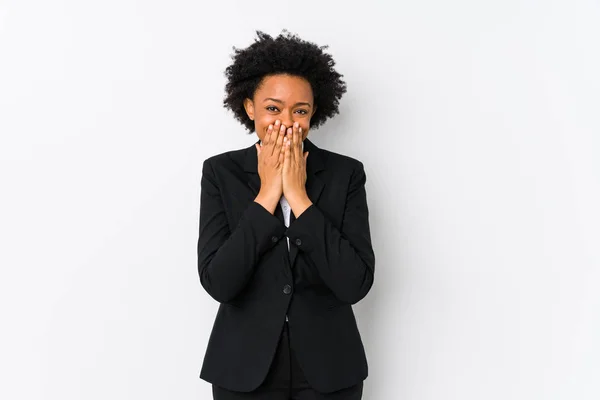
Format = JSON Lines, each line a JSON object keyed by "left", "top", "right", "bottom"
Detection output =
{"left": 292, "top": 122, "right": 299, "bottom": 148}
{"left": 279, "top": 145, "right": 285, "bottom": 165}
{"left": 263, "top": 124, "right": 273, "bottom": 148}
{"left": 303, "top": 151, "right": 309, "bottom": 176}
{"left": 273, "top": 123, "right": 285, "bottom": 156}
{"left": 283, "top": 125, "right": 290, "bottom": 151}
{"left": 267, "top": 120, "right": 280, "bottom": 153}
{"left": 296, "top": 125, "right": 303, "bottom": 164}
{"left": 282, "top": 134, "right": 288, "bottom": 153}
{"left": 268, "top": 121, "right": 282, "bottom": 156}
{"left": 255, "top": 143, "right": 261, "bottom": 156}
{"left": 281, "top": 139, "right": 287, "bottom": 172}
{"left": 274, "top": 123, "right": 285, "bottom": 156}
{"left": 286, "top": 127, "right": 294, "bottom": 163}
{"left": 278, "top": 122, "right": 286, "bottom": 143}
{"left": 297, "top": 125, "right": 303, "bottom": 156}
{"left": 292, "top": 122, "right": 299, "bottom": 139}
{"left": 293, "top": 123, "right": 301, "bottom": 161}
{"left": 284, "top": 137, "right": 292, "bottom": 164}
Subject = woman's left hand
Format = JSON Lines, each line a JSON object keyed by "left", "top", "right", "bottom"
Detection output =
{"left": 282, "top": 122, "right": 312, "bottom": 215}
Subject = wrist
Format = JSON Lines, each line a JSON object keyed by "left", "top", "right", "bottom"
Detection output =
{"left": 285, "top": 189, "right": 309, "bottom": 204}
{"left": 254, "top": 190, "right": 281, "bottom": 214}
{"left": 287, "top": 194, "right": 312, "bottom": 217}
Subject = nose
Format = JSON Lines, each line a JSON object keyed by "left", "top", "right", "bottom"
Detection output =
{"left": 281, "top": 110, "right": 294, "bottom": 129}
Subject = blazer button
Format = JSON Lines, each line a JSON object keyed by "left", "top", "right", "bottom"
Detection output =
{"left": 295, "top": 238, "right": 302, "bottom": 246}
{"left": 283, "top": 284, "right": 292, "bottom": 295}
{"left": 271, "top": 236, "right": 278, "bottom": 243}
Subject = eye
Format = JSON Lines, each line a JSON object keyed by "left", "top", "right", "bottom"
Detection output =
{"left": 266, "top": 106, "right": 279, "bottom": 112}
{"left": 295, "top": 109, "right": 308, "bottom": 115}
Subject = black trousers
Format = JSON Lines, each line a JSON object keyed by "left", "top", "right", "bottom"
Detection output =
{"left": 212, "top": 322, "right": 364, "bottom": 400}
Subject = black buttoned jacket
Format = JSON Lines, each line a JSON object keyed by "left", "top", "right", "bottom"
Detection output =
{"left": 197, "top": 138, "right": 375, "bottom": 393}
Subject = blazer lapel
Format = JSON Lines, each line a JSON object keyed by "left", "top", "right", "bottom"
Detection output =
{"left": 302, "top": 138, "right": 325, "bottom": 204}
{"left": 244, "top": 137, "right": 326, "bottom": 267}
{"left": 244, "top": 140, "right": 261, "bottom": 196}
{"left": 291, "top": 138, "right": 325, "bottom": 266}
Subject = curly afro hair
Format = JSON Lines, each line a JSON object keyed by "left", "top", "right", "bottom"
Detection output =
{"left": 223, "top": 30, "right": 347, "bottom": 133}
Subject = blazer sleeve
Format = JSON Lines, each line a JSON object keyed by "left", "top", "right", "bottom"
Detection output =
{"left": 285, "top": 161, "right": 375, "bottom": 304}
{"left": 197, "top": 158, "right": 287, "bottom": 303}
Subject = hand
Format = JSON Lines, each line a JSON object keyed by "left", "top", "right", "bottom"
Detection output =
{"left": 282, "top": 122, "right": 312, "bottom": 216}
{"left": 254, "top": 120, "right": 286, "bottom": 213}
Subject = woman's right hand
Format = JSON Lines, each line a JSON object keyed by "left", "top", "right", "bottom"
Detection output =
{"left": 254, "top": 120, "right": 286, "bottom": 214}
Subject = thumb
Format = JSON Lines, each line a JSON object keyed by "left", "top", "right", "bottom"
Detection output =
{"left": 255, "top": 143, "right": 261, "bottom": 155}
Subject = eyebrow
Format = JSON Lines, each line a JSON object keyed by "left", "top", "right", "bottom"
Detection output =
{"left": 263, "top": 98, "right": 312, "bottom": 107}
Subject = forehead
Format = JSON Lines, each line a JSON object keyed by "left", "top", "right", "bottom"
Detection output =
{"left": 254, "top": 74, "right": 314, "bottom": 103}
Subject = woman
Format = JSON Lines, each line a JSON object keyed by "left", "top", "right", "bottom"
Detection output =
{"left": 197, "top": 30, "right": 375, "bottom": 400}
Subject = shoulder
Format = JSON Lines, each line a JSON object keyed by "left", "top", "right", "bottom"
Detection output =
{"left": 314, "top": 146, "right": 368, "bottom": 192}
{"left": 319, "top": 146, "right": 365, "bottom": 174}
{"left": 202, "top": 145, "right": 250, "bottom": 171}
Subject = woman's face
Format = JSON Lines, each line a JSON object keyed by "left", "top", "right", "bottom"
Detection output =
{"left": 243, "top": 74, "right": 316, "bottom": 142}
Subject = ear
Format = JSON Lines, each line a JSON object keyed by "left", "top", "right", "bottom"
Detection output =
{"left": 243, "top": 98, "right": 255, "bottom": 121}
{"left": 311, "top": 105, "right": 317, "bottom": 118}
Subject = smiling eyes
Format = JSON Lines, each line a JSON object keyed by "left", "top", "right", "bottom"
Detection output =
{"left": 265, "top": 105, "right": 309, "bottom": 115}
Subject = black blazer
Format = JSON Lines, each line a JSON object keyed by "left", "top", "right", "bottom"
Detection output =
{"left": 197, "top": 137, "right": 375, "bottom": 393}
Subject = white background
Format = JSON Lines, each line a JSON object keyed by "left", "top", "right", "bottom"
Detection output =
{"left": 1, "top": 1, "right": 599, "bottom": 399}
